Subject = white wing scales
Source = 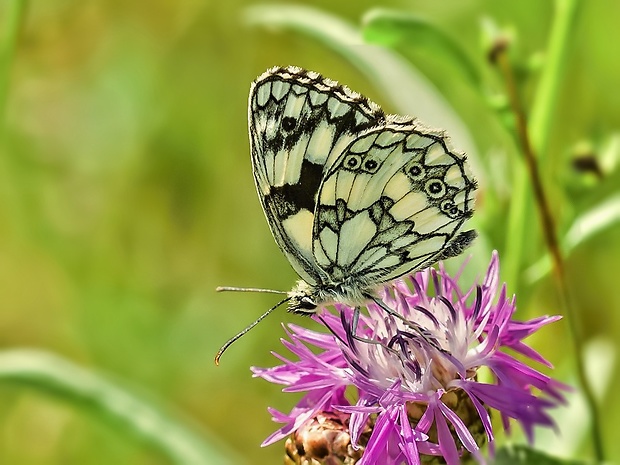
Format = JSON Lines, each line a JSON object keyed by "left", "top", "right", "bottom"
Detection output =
{"left": 248, "top": 66, "right": 476, "bottom": 298}
{"left": 249, "top": 66, "right": 385, "bottom": 284}
{"left": 312, "top": 123, "right": 475, "bottom": 285}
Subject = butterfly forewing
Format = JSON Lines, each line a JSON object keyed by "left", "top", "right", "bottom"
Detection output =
{"left": 248, "top": 66, "right": 385, "bottom": 284}
{"left": 312, "top": 120, "right": 476, "bottom": 286}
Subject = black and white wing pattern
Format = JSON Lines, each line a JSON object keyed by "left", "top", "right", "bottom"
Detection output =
{"left": 312, "top": 120, "right": 476, "bottom": 287}
{"left": 248, "top": 66, "right": 385, "bottom": 285}
{"left": 248, "top": 65, "right": 476, "bottom": 298}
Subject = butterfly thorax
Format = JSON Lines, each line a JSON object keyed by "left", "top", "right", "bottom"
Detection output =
{"left": 287, "top": 279, "right": 372, "bottom": 315}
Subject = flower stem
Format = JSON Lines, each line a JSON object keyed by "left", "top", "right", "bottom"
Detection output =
{"left": 492, "top": 0, "right": 605, "bottom": 460}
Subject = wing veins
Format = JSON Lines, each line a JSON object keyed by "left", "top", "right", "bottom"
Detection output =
{"left": 250, "top": 66, "right": 476, "bottom": 294}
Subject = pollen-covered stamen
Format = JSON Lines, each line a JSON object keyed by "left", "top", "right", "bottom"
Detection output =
{"left": 387, "top": 331, "right": 409, "bottom": 354}
{"left": 405, "top": 359, "right": 422, "bottom": 380}
{"left": 365, "top": 296, "right": 463, "bottom": 383}
{"left": 339, "top": 310, "right": 403, "bottom": 361}
{"left": 431, "top": 268, "right": 442, "bottom": 297}
{"left": 386, "top": 330, "right": 430, "bottom": 371}
{"left": 408, "top": 322, "right": 446, "bottom": 354}
{"left": 341, "top": 323, "right": 432, "bottom": 392}
{"left": 400, "top": 335, "right": 437, "bottom": 377}
{"left": 409, "top": 274, "right": 426, "bottom": 301}
{"left": 406, "top": 327, "right": 466, "bottom": 386}
{"left": 471, "top": 286, "right": 483, "bottom": 320}
{"left": 413, "top": 305, "right": 441, "bottom": 328}
{"left": 357, "top": 324, "right": 451, "bottom": 392}
{"left": 341, "top": 309, "right": 357, "bottom": 352}
{"left": 342, "top": 349, "right": 370, "bottom": 378}
{"left": 438, "top": 296, "right": 459, "bottom": 323}
{"left": 371, "top": 294, "right": 438, "bottom": 335}
{"left": 394, "top": 298, "right": 471, "bottom": 383}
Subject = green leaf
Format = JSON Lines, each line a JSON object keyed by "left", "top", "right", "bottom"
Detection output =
{"left": 525, "top": 193, "right": 620, "bottom": 283}
{"left": 533, "top": 338, "right": 615, "bottom": 459}
{"left": 565, "top": 193, "right": 620, "bottom": 249}
{"left": 243, "top": 4, "right": 478, "bottom": 159}
{"left": 0, "top": 349, "right": 244, "bottom": 465}
{"left": 494, "top": 445, "right": 591, "bottom": 465}
{"left": 362, "top": 8, "right": 481, "bottom": 87}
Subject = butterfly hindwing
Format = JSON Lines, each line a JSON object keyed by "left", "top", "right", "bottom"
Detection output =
{"left": 312, "top": 120, "right": 476, "bottom": 286}
{"left": 248, "top": 66, "right": 385, "bottom": 284}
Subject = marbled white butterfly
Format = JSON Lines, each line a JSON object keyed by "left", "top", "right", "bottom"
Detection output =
{"left": 215, "top": 66, "right": 476, "bottom": 364}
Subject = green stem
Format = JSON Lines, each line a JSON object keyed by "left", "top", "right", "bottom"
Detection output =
{"left": 529, "top": 0, "right": 580, "bottom": 158}
{"left": 497, "top": 0, "right": 604, "bottom": 460}
{"left": 505, "top": 0, "right": 580, "bottom": 287}
{"left": 528, "top": 0, "right": 605, "bottom": 461}
{"left": 0, "top": 0, "right": 25, "bottom": 123}
{"left": 503, "top": 163, "right": 528, "bottom": 288}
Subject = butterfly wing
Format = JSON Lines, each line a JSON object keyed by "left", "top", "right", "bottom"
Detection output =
{"left": 312, "top": 119, "right": 476, "bottom": 286}
{"left": 248, "top": 66, "right": 385, "bottom": 284}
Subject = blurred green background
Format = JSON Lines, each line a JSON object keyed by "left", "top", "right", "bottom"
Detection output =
{"left": 0, "top": 0, "right": 619, "bottom": 464}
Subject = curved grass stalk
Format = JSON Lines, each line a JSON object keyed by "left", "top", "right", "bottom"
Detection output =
{"left": 0, "top": 349, "right": 244, "bottom": 464}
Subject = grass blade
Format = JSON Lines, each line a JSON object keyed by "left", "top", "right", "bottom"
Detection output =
{"left": 0, "top": 349, "right": 244, "bottom": 465}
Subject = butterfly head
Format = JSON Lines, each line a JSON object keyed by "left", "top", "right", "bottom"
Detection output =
{"left": 286, "top": 279, "right": 375, "bottom": 315}
{"left": 287, "top": 280, "right": 320, "bottom": 314}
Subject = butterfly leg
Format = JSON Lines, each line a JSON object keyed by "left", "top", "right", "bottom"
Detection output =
{"left": 351, "top": 305, "right": 361, "bottom": 336}
{"left": 342, "top": 306, "right": 402, "bottom": 356}
{"left": 320, "top": 305, "right": 440, "bottom": 363}
{"left": 318, "top": 310, "right": 392, "bottom": 354}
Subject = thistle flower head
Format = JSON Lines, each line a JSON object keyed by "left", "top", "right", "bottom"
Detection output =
{"left": 253, "top": 252, "right": 568, "bottom": 464}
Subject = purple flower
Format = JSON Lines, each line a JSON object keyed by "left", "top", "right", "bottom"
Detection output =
{"left": 252, "top": 252, "right": 568, "bottom": 464}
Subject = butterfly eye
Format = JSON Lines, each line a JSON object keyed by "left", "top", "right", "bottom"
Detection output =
{"left": 425, "top": 179, "right": 446, "bottom": 198}
{"left": 298, "top": 297, "right": 317, "bottom": 311}
{"left": 407, "top": 162, "right": 426, "bottom": 180}
{"left": 282, "top": 116, "right": 297, "bottom": 131}
{"left": 344, "top": 154, "right": 362, "bottom": 170}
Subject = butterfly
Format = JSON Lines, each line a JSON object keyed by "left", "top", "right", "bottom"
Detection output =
{"left": 215, "top": 66, "right": 476, "bottom": 364}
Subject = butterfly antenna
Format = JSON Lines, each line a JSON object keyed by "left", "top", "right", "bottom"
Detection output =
{"left": 214, "top": 296, "right": 291, "bottom": 366}
{"left": 216, "top": 286, "right": 287, "bottom": 294}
